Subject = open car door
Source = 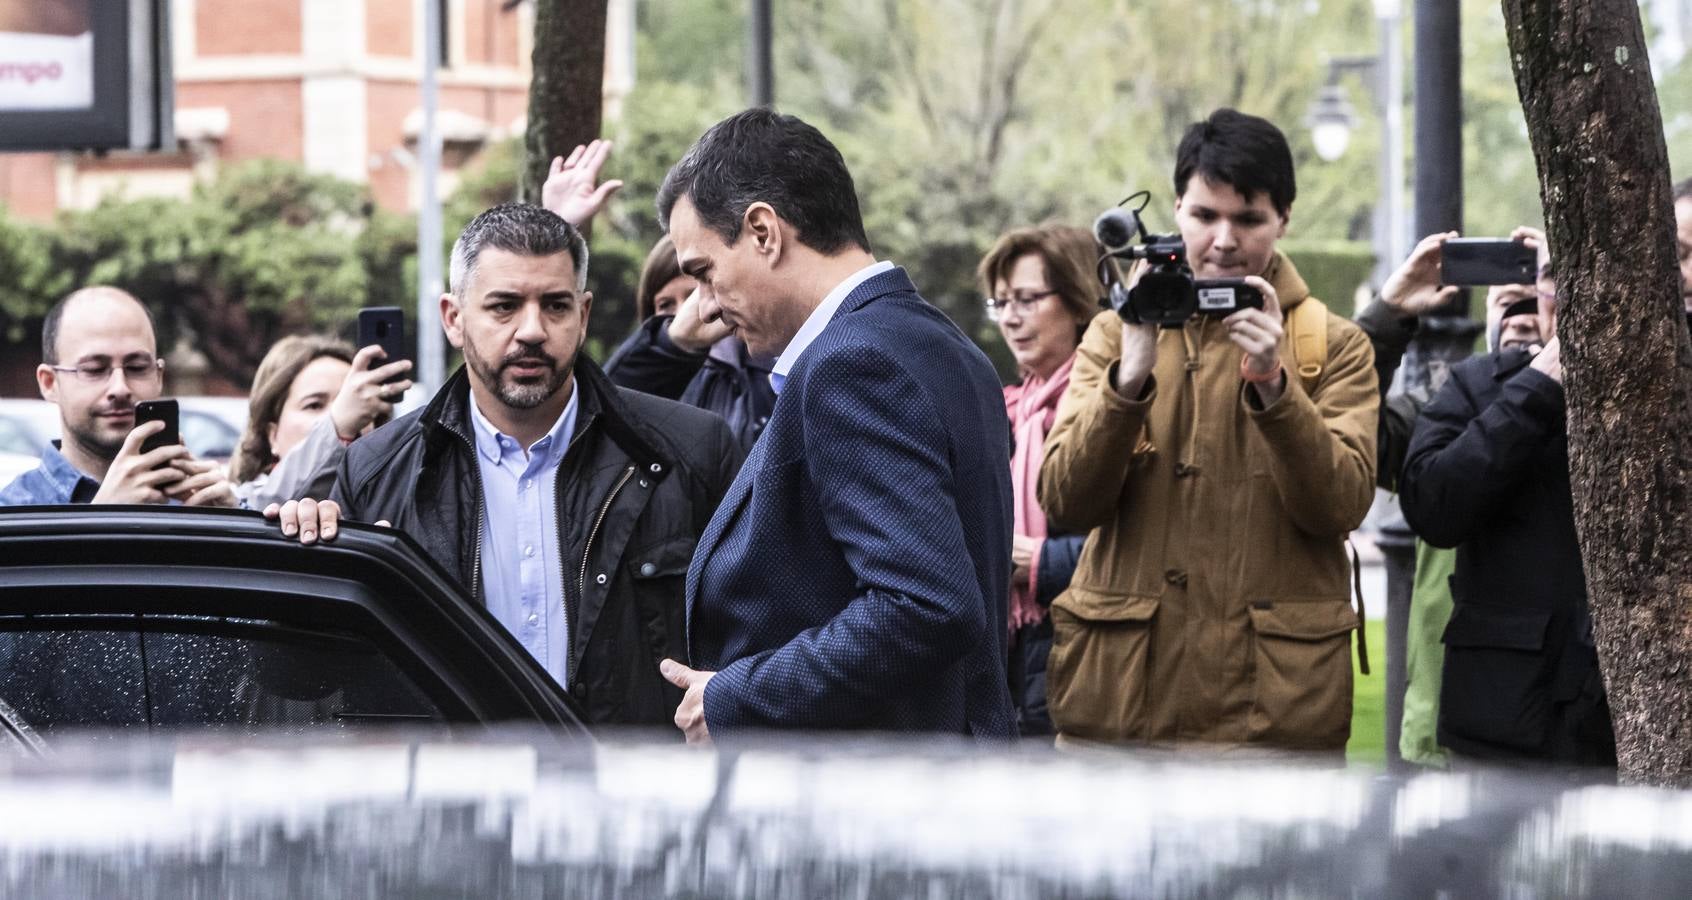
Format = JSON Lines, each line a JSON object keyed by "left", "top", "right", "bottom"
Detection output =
{"left": 0, "top": 507, "right": 586, "bottom": 743}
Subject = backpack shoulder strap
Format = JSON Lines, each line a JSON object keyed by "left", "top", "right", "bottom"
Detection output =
{"left": 1287, "top": 297, "right": 1329, "bottom": 397}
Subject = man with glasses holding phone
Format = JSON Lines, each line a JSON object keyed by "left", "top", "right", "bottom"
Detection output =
{"left": 0, "top": 286, "right": 237, "bottom": 507}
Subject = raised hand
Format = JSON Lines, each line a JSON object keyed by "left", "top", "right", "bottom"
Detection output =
{"left": 667, "top": 288, "right": 734, "bottom": 353}
{"left": 332, "top": 344, "right": 414, "bottom": 440}
{"left": 541, "top": 139, "right": 624, "bottom": 227}
{"left": 1381, "top": 231, "right": 1462, "bottom": 317}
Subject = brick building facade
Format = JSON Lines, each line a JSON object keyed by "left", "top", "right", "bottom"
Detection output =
{"left": 0, "top": 0, "right": 635, "bottom": 220}
{"left": 0, "top": 0, "right": 633, "bottom": 397}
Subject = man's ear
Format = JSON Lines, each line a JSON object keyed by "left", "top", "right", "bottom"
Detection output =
{"left": 744, "top": 202, "right": 783, "bottom": 264}
{"left": 36, "top": 364, "right": 57, "bottom": 403}
{"left": 578, "top": 291, "right": 593, "bottom": 345}
{"left": 1276, "top": 203, "right": 1291, "bottom": 239}
{"left": 440, "top": 293, "right": 465, "bottom": 350}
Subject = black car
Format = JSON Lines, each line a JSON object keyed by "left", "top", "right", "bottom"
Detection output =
{"left": 0, "top": 507, "right": 586, "bottom": 748}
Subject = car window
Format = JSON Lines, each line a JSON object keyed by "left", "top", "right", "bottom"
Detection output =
{"left": 0, "top": 614, "right": 442, "bottom": 733}
{"left": 0, "top": 417, "right": 43, "bottom": 457}
{"left": 180, "top": 411, "right": 241, "bottom": 461}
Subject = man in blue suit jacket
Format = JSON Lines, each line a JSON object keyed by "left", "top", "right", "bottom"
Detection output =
{"left": 656, "top": 109, "right": 1016, "bottom": 741}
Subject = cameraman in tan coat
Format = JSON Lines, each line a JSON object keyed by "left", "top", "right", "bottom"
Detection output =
{"left": 1039, "top": 109, "right": 1378, "bottom": 752}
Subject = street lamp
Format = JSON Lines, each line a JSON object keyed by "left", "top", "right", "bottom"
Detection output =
{"left": 1305, "top": 48, "right": 1404, "bottom": 290}
{"left": 1307, "top": 2, "right": 1416, "bottom": 771}
{"left": 1308, "top": 83, "right": 1358, "bottom": 162}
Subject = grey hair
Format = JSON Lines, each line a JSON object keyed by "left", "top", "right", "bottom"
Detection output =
{"left": 448, "top": 203, "right": 589, "bottom": 296}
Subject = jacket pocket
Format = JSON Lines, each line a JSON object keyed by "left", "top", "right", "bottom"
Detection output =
{"left": 1438, "top": 600, "right": 1552, "bottom": 754}
{"left": 626, "top": 535, "right": 697, "bottom": 668}
{"left": 1246, "top": 599, "right": 1357, "bottom": 749}
{"left": 1045, "top": 588, "right": 1158, "bottom": 741}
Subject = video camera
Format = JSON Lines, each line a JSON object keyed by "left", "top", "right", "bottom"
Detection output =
{"left": 1093, "top": 192, "right": 1263, "bottom": 327}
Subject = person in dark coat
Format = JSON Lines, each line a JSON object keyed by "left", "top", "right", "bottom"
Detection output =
{"left": 1398, "top": 258, "right": 1615, "bottom": 768}
{"left": 270, "top": 204, "right": 741, "bottom": 729}
{"left": 657, "top": 109, "right": 1016, "bottom": 742}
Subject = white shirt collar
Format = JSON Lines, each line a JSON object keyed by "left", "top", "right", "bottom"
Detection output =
{"left": 771, "top": 260, "right": 895, "bottom": 379}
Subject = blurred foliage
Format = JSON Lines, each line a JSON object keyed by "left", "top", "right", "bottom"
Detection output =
{"left": 1460, "top": 0, "right": 1545, "bottom": 240}
{"left": 9, "top": 0, "right": 1692, "bottom": 387}
{"left": 0, "top": 161, "right": 413, "bottom": 386}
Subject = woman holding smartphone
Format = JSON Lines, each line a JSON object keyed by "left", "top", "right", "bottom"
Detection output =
{"left": 230, "top": 335, "right": 411, "bottom": 510}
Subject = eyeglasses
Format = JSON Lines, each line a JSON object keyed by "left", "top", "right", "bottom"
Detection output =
{"left": 984, "top": 289, "right": 1060, "bottom": 322}
{"left": 51, "top": 357, "right": 165, "bottom": 384}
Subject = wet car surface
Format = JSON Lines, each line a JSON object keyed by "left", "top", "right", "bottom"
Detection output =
{"left": 0, "top": 730, "right": 1683, "bottom": 898}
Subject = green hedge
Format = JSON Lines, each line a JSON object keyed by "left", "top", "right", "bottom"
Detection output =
{"left": 1283, "top": 240, "right": 1376, "bottom": 320}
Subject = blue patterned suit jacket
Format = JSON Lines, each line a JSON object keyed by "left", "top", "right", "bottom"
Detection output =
{"left": 686, "top": 266, "right": 1017, "bottom": 737}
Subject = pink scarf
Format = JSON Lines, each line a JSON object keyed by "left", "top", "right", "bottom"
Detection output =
{"left": 1004, "top": 355, "right": 1074, "bottom": 631}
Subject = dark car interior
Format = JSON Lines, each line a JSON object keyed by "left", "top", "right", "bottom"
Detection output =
{"left": 0, "top": 613, "right": 442, "bottom": 733}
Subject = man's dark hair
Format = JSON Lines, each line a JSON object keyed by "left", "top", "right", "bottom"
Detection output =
{"left": 40, "top": 287, "right": 155, "bottom": 365}
{"left": 449, "top": 203, "right": 588, "bottom": 295}
{"left": 1675, "top": 177, "right": 1692, "bottom": 202}
{"left": 1173, "top": 108, "right": 1297, "bottom": 217}
{"left": 656, "top": 108, "right": 871, "bottom": 255}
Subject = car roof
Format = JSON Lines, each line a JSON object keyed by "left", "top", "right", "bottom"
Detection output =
{"left": 176, "top": 395, "right": 250, "bottom": 431}
{"left": 0, "top": 399, "right": 61, "bottom": 436}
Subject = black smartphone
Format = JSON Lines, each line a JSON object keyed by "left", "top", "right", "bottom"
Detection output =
{"left": 1441, "top": 238, "right": 1538, "bottom": 286}
{"left": 135, "top": 399, "right": 179, "bottom": 455}
{"left": 357, "top": 307, "right": 408, "bottom": 386}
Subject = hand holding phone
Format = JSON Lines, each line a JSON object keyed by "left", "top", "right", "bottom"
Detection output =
{"left": 90, "top": 410, "right": 190, "bottom": 505}
{"left": 329, "top": 344, "right": 414, "bottom": 440}
{"left": 357, "top": 308, "right": 409, "bottom": 388}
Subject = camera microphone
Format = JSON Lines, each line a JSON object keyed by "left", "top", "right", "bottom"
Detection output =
{"left": 1093, "top": 208, "right": 1141, "bottom": 252}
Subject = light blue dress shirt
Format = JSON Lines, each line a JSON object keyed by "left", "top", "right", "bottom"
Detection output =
{"left": 0, "top": 441, "right": 100, "bottom": 506}
{"left": 468, "top": 382, "right": 579, "bottom": 687}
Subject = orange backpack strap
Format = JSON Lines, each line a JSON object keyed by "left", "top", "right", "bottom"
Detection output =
{"left": 1287, "top": 297, "right": 1329, "bottom": 397}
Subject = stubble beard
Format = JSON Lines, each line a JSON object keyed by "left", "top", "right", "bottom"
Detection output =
{"left": 464, "top": 333, "right": 572, "bottom": 411}
{"left": 64, "top": 413, "right": 127, "bottom": 466}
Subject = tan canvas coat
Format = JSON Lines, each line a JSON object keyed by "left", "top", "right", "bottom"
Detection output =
{"left": 1038, "top": 252, "right": 1377, "bottom": 750}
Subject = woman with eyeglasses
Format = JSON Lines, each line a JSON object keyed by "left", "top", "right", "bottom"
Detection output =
{"left": 229, "top": 335, "right": 412, "bottom": 511}
{"left": 977, "top": 223, "right": 1101, "bottom": 737}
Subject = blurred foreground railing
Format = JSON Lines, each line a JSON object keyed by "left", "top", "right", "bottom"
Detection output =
{"left": 0, "top": 729, "right": 1677, "bottom": 898}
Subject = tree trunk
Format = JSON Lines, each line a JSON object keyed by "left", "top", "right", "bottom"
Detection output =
{"left": 1502, "top": 0, "right": 1692, "bottom": 786}
{"left": 521, "top": 0, "right": 608, "bottom": 206}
